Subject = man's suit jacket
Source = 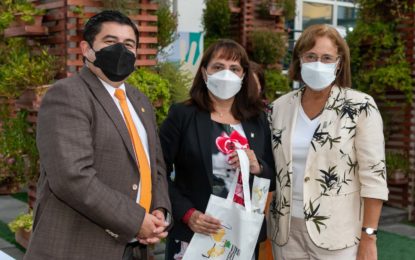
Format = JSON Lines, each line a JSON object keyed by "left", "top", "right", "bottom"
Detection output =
{"left": 268, "top": 86, "right": 388, "bottom": 250}
{"left": 159, "top": 103, "right": 275, "bottom": 243}
{"left": 25, "top": 67, "right": 171, "bottom": 259}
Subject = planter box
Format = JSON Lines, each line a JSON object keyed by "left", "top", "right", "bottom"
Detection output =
{"left": 0, "top": 180, "right": 20, "bottom": 195}
{"left": 15, "top": 228, "right": 32, "bottom": 249}
{"left": 15, "top": 85, "right": 50, "bottom": 112}
{"left": 4, "top": 15, "right": 48, "bottom": 38}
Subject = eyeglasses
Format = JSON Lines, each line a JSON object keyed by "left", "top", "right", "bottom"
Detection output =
{"left": 301, "top": 53, "right": 340, "bottom": 64}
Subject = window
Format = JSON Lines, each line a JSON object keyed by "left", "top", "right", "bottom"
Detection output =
{"left": 302, "top": 3, "right": 333, "bottom": 29}
{"left": 337, "top": 6, "right": 358, "bottom": 33}
{"left": 294, "top": 0, "right": 358, "bottom": 36}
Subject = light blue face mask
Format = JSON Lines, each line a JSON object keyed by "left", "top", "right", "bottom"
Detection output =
{"left": 206, "top": 70, "right": 243, "bottom": 100}
{"left": 301, "top": 61, "right": 338, "bottom": 91}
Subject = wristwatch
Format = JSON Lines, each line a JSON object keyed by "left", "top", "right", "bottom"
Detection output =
{"left": 362, "top": 227, "right": 378, "bottom": 236}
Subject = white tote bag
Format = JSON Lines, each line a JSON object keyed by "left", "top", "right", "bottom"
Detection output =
{"left": 183, "top": 150, "right": 265, "bottom": 260}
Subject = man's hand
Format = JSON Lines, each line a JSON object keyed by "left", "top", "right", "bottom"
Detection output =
{"left": 357, "top": 233, "right": 377, "bottom": 260}
{"left": 188, "top": 210, "right": 221, "bottom": 235}
{"left": 137, "top": 210, "right": 168, "bottom": 245}
{"left": 137, "top": 212, "right": 168, "bottom": 245}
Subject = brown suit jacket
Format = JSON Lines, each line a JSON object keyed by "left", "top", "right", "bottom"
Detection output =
{"left": 25, "top": 67, "right": 171, "bottom": 259}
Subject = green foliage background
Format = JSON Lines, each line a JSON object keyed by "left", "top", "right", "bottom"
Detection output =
{"left": 156, "top": 0, "right": 178, "bottom": 50}
{"left": 347, "top": 0, "right": 413, "bottom": 103}
{"left": 0, "top": 38, "right": 57, "bottom": 98}
{"left": 127, "top": 68, "right": 171, "bottom": 125}
{"left": 250, "top": 30, "right": 286, "bottom": 66}
{"left": 0, "top": 109, "right": 38, "bottom": 186}
{"left": 202, "top": 0, "right": 231, "bottom": 49}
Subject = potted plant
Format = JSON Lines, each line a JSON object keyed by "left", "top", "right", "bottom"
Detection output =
{"left": 249, "top": 29, "right": 286, "bottom": 67}
{"left": 0, "top": 38, "right": 58, "bottom": 99}
{"left": 156, "top": 0, "right": 178, "bottom": 52}
{"left": 386, "top": 151, "right": 410, "bottom": 182}
{"left": 1, "top": 0, "right": 46, "bottom": 37}
{"left": 203, "top": 0, "right": 231, "bottom": 49}
{"left": 0, "top": 110, "right": 38, "bottom": 194}
{"left": 8, "top": 211, "right": 33, "bottom": 249}
{"left": 264, "top": 69, "right": 290, "bottom": 101}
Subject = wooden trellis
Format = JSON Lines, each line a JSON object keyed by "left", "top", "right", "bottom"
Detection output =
{"left": 30, "top": 0, "right": 159, "bottom": 78}
{"left": 228, "top": 0, "right": 285, "bottom": 54}
{"left": 397, "top": 0, "right": 415, "bottom": 220}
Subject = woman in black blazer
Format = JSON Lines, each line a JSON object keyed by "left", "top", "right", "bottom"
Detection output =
{"left": 160, "top": 39, "right": 275, "bottom": 259}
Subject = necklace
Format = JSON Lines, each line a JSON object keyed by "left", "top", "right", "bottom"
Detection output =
{"left": 215, "top": 109, "right": 230, "bottom": 117}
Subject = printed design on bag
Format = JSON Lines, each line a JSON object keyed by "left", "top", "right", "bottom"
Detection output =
{"left": 252, "top": 184, "right": 268, "bottom": 213}
{"left": 212, "top": 123, "right": 249, "bottom": 206}
{"left": 202, "top": 224, "right": 240, "bottom": 259}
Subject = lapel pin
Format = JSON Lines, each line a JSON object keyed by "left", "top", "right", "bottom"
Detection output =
{"left": 141, "top": 107, "right": 145, "bottom": 113}
{"left": 250, "top": 133, "right": 255, "bottom": 138}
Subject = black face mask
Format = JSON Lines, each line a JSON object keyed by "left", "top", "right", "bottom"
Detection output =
{"left": 90, "top": 43, "right": 136, "bottom": 82}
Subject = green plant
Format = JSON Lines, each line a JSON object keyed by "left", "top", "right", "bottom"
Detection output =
{"left": 0, "top": 38, "right": 58, "bottom": 98}
{"left": 282, "top": 0, "right": 296, "bottom": 20}
{"left": 202, "top": 0, "right": 231, "bottom": 49}
{"left": 264, "top": 69, "right": 290, "bottom": 101}
{"left": 156, "top": 0, "right": 177, "bottom": 51}
{"left": 0, "top": 0, "right": 44, "bottom": 31}
{"left": 155, "top": 61, "right": 192, "bottom": 103}
{"left": 347, "top": 0, "right": 413, "bottom": 103}
{"left": 8, "top": 211, "right": 33, "bottom": 233}
{"left": 385, "top": 151, "right": 410, "bottom": 179}
{"left": 250, "top": 29, "right": 286, "bottom": 66}
{"left": 257, "top": 0, "right": 272, "bottom": 18}
{"left": 0, "top": 109, "right": 38, "bottom": 188}
{"left": 126, "top": 68, "right": 171, "bottom": 124}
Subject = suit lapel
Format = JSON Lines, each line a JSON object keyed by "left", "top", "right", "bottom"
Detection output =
{"left": 282, "top": 90, "right": 301, "bottom": 166}
{"left": 195, "top": 110, "right": 213, "bottom": 187}
{"left": 306, "top": 86, "right": 344, "bottom": 165}
{"left": 78, "top": 67, "right": 137, "bottom": 163}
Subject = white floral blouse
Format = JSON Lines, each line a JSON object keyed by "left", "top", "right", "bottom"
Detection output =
{"left": 267, "top": 86, "right": 389, "bottom": 250}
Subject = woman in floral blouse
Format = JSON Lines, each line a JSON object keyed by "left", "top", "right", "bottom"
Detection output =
{"left": 159, "top": 39, "right": 274, "bottom": 259}
{"left": 268, "top": 24, "right": 388, "bottom": 259}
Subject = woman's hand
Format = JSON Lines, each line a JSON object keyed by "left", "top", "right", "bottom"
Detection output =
{"left": 228, "top": 149, "right": 262, "bottom": 174}
{"left": 188, "top": 210, "right": 221, "bottom": 235}
{"left": 357, "top": 234, "right": 377, "bottom": 260}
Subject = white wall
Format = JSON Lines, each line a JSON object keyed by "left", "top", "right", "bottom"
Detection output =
{"left": 174, "top": 0, "right": 205, "bottom": 32}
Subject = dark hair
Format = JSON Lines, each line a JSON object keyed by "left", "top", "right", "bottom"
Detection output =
{"left": 188, "top": 39, "right": 263, "bottom": 121}
{"left": 250, "top": 61, "right": 266, "bottom": 100}
{"left": 83, "top": 10, "right": 139, "bottom": 48}
{"left": 289, "top": 24, "right": 351, "bottom": 88}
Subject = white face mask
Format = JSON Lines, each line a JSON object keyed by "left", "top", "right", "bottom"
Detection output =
{"left": 301, "top": 61, "right": 337, "bottom": 91}
{"left": 206, "top": 69, "right": 243, "bottom": 100}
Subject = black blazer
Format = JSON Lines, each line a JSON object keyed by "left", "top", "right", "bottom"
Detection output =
{"left": 159, "top": 102, "right": 275, "bottom": 242}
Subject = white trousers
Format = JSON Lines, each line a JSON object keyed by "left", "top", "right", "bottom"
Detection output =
{"left": 273, "top": 217, "right": 358, "bottom": 260}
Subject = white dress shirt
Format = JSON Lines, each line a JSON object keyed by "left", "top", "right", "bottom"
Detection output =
{"left": 99, "top": 78, "right": 150, "bottom": 204}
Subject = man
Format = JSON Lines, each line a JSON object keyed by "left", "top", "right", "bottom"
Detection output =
{"left": 25, "top": 11, "right": 171, "bottom": 260}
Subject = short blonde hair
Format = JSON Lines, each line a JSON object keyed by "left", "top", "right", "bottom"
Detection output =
{"left": 289, "top": 24, "right": 352, "bottom": 88}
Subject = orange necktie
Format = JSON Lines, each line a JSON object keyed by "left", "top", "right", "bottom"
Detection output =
{"left": 114, "top": 89, "right": 152, "bottom": 212}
